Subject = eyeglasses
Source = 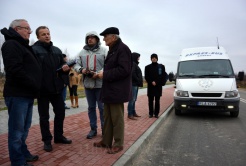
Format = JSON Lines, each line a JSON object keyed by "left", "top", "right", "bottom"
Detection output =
{"left": 17, "top": 26, "right": 32, "bottom": 33}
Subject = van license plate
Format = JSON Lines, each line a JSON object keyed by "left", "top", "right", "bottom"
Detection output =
{"left": 197, "top": 102, "right": 217, "bottom": 106}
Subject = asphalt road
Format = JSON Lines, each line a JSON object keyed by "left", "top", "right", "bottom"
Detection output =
{"left": 131, "top": 89, "right": 246, "bottom": 166}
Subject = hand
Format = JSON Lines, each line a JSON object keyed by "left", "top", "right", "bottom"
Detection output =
{"left": 82, "top": 68, "right": 87, "bottom": 74}
{"left": 92, "top": 73, "right": 98, "bottom": 79}
{"left": 152, "top": 81, "right": 156, "bottom": 86}
{"left": 62, "top": 64, "right": 70, "bottom": 72}
{"left": 97, "top": 70, "right": 103, "bottom": 79}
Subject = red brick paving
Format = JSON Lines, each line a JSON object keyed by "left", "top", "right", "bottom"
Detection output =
{"left": 0, "top": 87, "right": 174, "bottom": 166}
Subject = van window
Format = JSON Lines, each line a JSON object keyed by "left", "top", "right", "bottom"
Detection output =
{"left": 178, "top": 59, "right": 234, "bottom": 77}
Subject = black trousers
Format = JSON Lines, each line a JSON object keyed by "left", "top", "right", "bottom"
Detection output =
{"left": 148, "top": 95, "right": 160, "bottom": 116}
{"left": 37, "top": 94, "right": 65, "bottom": 143}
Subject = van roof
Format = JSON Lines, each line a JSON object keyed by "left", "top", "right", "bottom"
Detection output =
{"left": 179, "top": 47, "right": 229, "bottom": 61}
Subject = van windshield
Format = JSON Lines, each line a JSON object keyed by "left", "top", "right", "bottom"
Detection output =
{"left": 177, "top": 59, "right": 234, "bottom": 78}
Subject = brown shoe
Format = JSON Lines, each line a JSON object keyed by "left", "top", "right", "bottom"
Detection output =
{"left": 93, "top": 140, "right": 106, "bottom": 148}
{"left": 133, "top": 113, "right": 141, "bottom": 117}
{"left": 128, "top": 115, "right": 137, "bottom": 120}
{"left": 107, "top": 146, "right": 123, "bottom": 154}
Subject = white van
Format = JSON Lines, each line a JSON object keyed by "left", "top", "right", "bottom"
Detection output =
{"left": 173, "top": 47, "right": 240, "bottom": 117}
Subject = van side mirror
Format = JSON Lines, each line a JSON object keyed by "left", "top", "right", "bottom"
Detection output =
{"left": 168, "top": 72, "right": 175, "bottom": 82}
{"left": 238, "top": 71, "right": 244, "bottom": 81}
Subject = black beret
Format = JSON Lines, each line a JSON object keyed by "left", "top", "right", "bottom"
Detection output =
{"left": 100, "top": 27, "right": 119, "bottom": 36}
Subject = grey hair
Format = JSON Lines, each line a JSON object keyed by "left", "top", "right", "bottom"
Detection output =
{"left": 9, "top": 19, "right": 27, "bottom": 28}
{"left": 115, "top": 35, "right": 120, "bottom": 39}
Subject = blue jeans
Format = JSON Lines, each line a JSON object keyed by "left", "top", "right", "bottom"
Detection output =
{"left": 62, "top": 85, "right": 67, "bottom": 106}
{"left": 127, "top": 86, "right": 139, "bottom": 116}
{"left": 85, "top": 88, "right": 104, "bottom": 130}
{"left": 5, "top": 97, "right": 34, "bottom": 166}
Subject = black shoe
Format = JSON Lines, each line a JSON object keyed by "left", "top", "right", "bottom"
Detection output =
{"left": 54, "top": 136, "right": 72, "bottom": 144}
{"left": 23, "top": 162, "right": 33, "bottom": 166}
{"left": 44, "top": 143, "right": 53, "bottom": 152}
{"left": 149, "top": 115, "right": 153, "bottom": 118}
{"left": 154, "top": 115, "right": 159, "bottom": 118}
{"left": 26, "top": 154, "right": 39, "bottom": 162}
{"left": 65, "top": 105, "right": 70, "bottom": 109}
{"left": 86, "top": 130, "right": 97, "bottom": 139}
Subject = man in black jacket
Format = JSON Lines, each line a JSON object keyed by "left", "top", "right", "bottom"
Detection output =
{"left": 1, "top": 19, "right": 41, "bottom": 166}
{"left": 145, "top": 53, "right": 166, "bottom": 118}
{"left": 127, "top": 52, "right": 143, "bottom": 120}
{"left": 32, "top": 26, "right": 72, "bottom": 152}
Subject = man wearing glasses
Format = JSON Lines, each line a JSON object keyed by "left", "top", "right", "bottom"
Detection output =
{"left": 74, "top": 31, "right": 107, "bottom": 139}
{"left": 1, "top": 19, "right": 41, "bottom": 166}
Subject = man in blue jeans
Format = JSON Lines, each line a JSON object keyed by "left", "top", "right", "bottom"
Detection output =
{"left": 1, "top": 19, "right": 42, "bottom": 166}
{"left": 74, "top": 31, "right": 107, "bottom": 139}
{"left": 127, "top": 52, "right": 143, "bottom": 120}
{"left": 62, "top": 54, "right": 70, "bottom": 109}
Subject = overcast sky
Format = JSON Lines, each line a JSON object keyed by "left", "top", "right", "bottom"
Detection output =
{"left": 1, "top": 0, "right": 246, "bottom": 73}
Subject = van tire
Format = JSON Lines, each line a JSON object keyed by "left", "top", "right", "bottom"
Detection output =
{"left": 175, "top": 109, "right": 182, "bottom": 115}
{"left": 230, "top": 110, "right": 239, "bottom": 117}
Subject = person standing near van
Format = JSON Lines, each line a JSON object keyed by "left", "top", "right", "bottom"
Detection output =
{"left": 144, "top": 53, "right": 165, "bottom": 118}
{"left": 127, "top": 52, "right": 143, "bottom": 120}
{"left": 74, "top": 31, "right": 107, "bottom": 139}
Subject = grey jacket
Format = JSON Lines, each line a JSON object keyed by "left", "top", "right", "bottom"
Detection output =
{"left": 74, "top": 31, "right": 107, "bottom": 88}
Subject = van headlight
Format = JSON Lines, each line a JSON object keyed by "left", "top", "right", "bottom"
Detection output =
{"left": 225, "top": 90, "right": 239, "bottom": 98}
{"left": 176, "top": 90, "right": 189, "bottom": 97}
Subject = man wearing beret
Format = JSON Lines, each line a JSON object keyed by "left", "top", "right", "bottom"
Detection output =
{"left": 93, "top": 27, "right": 132, "bottom": 154}
{"left": 145, "top": 53, "right": 166, "bottom": 118}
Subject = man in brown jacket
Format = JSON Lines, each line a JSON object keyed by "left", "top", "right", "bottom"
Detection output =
{"left": 93, "top": 27, "right": 132, "bottom": 154}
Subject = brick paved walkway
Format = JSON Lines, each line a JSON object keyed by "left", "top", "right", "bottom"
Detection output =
{"left": 0, "top": 87, "right": 174, "bottom": 166}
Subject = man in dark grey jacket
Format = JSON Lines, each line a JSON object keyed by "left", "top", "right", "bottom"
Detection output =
{"left": 1, "top": 19, "right": 41, "bottom": 166}
{"left": 127, "top": 52, "right": 143, "bottom": 120}
{"left": 93, "top": 27, "right": 132, "bottom": 154}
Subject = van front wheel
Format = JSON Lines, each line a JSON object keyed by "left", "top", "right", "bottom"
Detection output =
{"left": 230, "top": 110, "right": 239, "bottom": 118}
{"left": 175, "top": 109, "right": 182, "bottom": 115}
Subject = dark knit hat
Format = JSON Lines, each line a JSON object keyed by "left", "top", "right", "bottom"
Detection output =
{"left": 151, "top": 53, "right": 158, "bottom": 60}
{"left": 100, "top": 27, "right": 119, "bottom": 36}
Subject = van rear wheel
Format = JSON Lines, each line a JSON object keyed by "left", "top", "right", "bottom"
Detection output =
{"left": 175, "top": 109, "right": 181, "bottom": 115}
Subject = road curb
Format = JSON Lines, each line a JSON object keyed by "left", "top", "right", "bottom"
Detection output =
{"left": 113, "top": 102, "right": 174, "bottom": 166}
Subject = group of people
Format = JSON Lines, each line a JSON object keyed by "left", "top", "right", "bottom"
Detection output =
{"left": 1, "top": 19, "right": 166, "bottom": 166}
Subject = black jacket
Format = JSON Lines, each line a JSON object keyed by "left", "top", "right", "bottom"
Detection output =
{"left": 32, "top": 41, "right": 66, "bottom": 95}
{"left": 1, "top": 27, "right": 42, "bottom": 98}
{"left": 101, "top": 38, "right": 132, "bottom": 103}
{"left": 132, "top": 53, "right": 143, "bottom": 87}
{"left": 145, "top": 62, "right": 165, "bottom": 96}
